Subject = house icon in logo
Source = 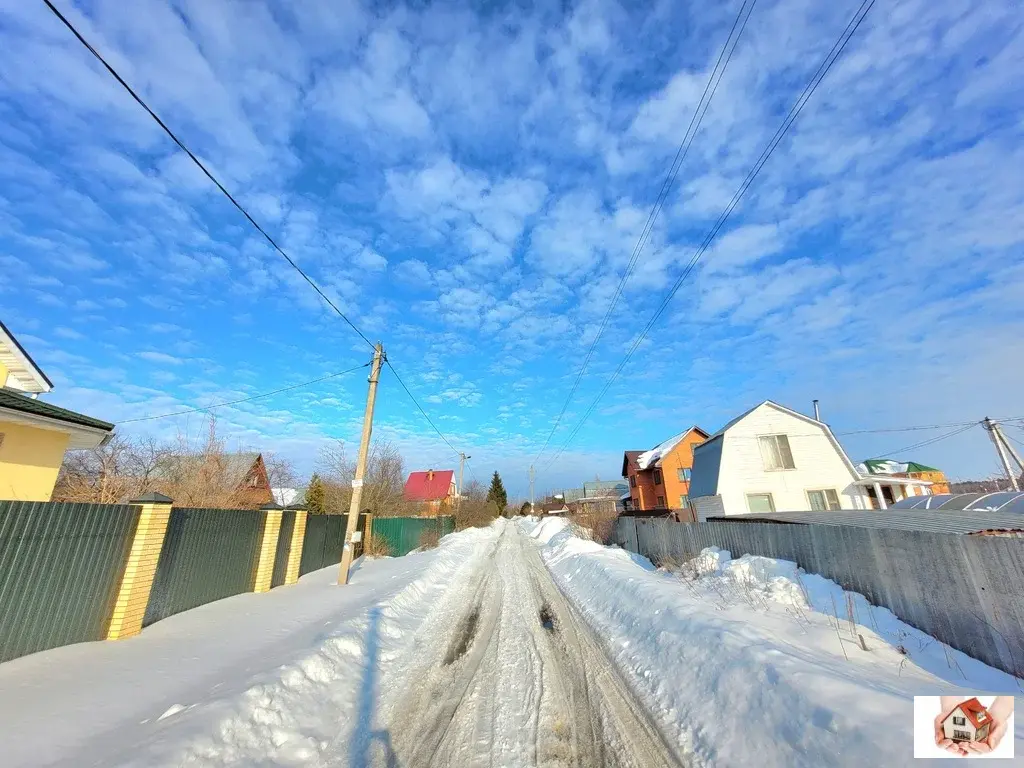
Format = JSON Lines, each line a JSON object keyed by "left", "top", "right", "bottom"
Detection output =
{"left": 942, "top": 698, "right": 992, "bottom": 743}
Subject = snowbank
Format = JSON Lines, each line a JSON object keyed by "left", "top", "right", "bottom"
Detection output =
{"left": 0, "top": 523, "right": 501, "bottom": 768}
{"left": 528, "top": 522, "right": 1023, "bottom": 767}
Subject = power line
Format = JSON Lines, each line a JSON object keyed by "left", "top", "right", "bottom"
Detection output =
{"left": 42, "top": 0, "right": 375, "bottom": 351}
{"left": 545, "top": 0, "right": 877, "bottom": 467}
{"left": 384, "top": 359, "right": 462, "bottom": 458}
{"left": 120, "top": 361, "right": 371, "bottom": 423}
{"left": 867, "top": 422, "right": 978, "bottom": 460}
{"left": 534, "top": 0, "right": 758, "bottom": 465}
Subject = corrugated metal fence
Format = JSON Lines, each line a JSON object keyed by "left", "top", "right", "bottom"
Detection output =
{"left": 373, "top": 516, "right": 455, "bottom": 557}
{"left": 300, "top": 513, "right": 366, "bottom": 576}
{"left": 0, "top": 500, "right": 140, "bottom": 663}
{"left": 143, "top": 507, "right": 266, "bottom": 627}
{"left": 613, "top": 517, "right": 1024, "bottom": 677}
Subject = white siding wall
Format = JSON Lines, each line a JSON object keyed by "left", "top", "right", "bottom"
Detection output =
{"left": 716, "top": 404, "right": 867, "bottom": 516}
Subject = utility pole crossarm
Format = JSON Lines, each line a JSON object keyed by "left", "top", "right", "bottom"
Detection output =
{"left": 339, "top": 343, "right": 385, "bottom": 585}
{"left": 984, "top": 417, "right": 1021, "bottom": 492}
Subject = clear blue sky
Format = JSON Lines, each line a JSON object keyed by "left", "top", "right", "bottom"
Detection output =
{"left": 1, "top": 0, "right": 1022, "bottom": 496}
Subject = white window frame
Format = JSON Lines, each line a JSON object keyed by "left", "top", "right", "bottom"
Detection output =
{"left": 758, "top": 434, "right": 796, "bottom": 471}
{"left": 746, "top": 493, "right": 776, "bottom": 513}
{"left": 807, "top": 488, "right": 842, "bottom": 511}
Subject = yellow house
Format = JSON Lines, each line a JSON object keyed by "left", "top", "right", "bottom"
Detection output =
{"left": 0, "top": 320, "right": 114, "bottom": 501}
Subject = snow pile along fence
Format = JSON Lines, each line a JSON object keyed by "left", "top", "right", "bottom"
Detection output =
{"left": 0, "top": 496, "right": 379, "bottom": 665}
{"left": 613, "top": 516, "right": 1024, "bottom": 677}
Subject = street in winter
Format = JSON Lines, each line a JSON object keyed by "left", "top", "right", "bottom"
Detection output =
{"left": 2, "top": 0, "right": 1023, "bottom": 765}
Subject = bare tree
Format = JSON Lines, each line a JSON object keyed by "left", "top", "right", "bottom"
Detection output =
{"left": 316, "top": 439, "right": 410, "bottom": 516}
{"left": 53, "top": 434, "right": 163, "bottom": 504}
{"left": 453, "top": 479, "right": 498, "bottom": 530}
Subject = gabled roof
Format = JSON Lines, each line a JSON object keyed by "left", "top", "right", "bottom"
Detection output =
{"left": 404, "top": 469, "right": 455, "bottom": 502}
{"left": 0, "top": 319, "right": 53, "bottom": 394}
{"left": 0, "top": 389, "right": 113, "bottom": 449}
{"left": 636, "top": 426, "right": 709, "bottom": 470}
{"left": 953, "top": 698, "right": 991, "bottom": 730}
{"left": 693, "top": 400, "right": 861, "bottom": 480}
{"left": 153, "top": 451, "right": 263, "bottom": 489}
{"left": 622, "top": 450, "right": 643, "bottom": 477}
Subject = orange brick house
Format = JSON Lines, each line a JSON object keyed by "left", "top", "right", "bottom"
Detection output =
{"left": 622, "top": 426, "right": 709, "bottom": 513}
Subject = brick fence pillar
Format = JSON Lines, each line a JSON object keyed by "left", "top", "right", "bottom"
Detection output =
{"left": 283, "top": 507, "right": 308, "bottom": 585}
{"left": 252, "top": 503, "right": 283, "bottom": 593}
{"left": 107, "top": 492, "right": 173, "bottom": 640}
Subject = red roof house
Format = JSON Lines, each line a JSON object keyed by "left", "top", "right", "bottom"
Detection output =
{"left": 941, "top": 697, "right": 993, "bottom": 743}
{"left": 404, "top": 469, "right": 457, "bottom": 512}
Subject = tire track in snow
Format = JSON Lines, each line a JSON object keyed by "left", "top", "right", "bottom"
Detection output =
{"left": 382, "top": 522, "right": 684, "bottom": 768}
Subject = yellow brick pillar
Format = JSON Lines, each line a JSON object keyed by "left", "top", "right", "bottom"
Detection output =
{"left": 363, "top": 512, "right": 374, "bottom": 550}
{"left": 283, "top": 507, "right": 307, "bottom": 585}
{"left": 252, "top": 503, "right": 283, "bottom": 593}
{"left": 107, "top": 492, "right": 173, "bottom": 640}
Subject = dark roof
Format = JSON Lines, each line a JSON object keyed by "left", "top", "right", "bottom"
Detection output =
{"left": 0, "top": 388, "right": 113, "bottom": 431}
{"left": 0, "top": 318, "right": 54, "bottom": 390}
{"left": 622, "top": 450, "right": 643, "bottom": 477}
{"left": 404, "top": 470, "right": 455, "bottom": 501}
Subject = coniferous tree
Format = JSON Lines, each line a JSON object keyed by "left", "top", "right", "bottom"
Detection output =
{"left": 305, "top": 473, "right": 327, "bottom": 514}
{"left": 486, "top": 471, "right": 508, "bottom": 515}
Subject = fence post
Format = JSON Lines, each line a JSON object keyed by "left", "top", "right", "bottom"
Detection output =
{"left": 364, "top": 512, "right": 374, "bottom": 546}
{"left": 283, "top": 505, "right": 307, "bottom": 585}
{"left": 106, "top": 492, "right": 173, "bottom": 640}
{"left": 253, "top": 502, "right": 283, "bottom": 593}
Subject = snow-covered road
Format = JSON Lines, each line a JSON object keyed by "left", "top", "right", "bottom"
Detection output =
{"left": 379, "top": 521, "right": 681, "bottom": 767}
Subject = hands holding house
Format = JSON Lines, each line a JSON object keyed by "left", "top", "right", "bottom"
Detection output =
{"left": 934, "top": 696, "right": 1014, "bottom": 756}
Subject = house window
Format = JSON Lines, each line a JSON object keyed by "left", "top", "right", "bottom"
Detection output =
{"left": 676, "top": 468, "right": 691, "bottom": 482}
{"left": 807, "top": 489, "right": 841, "bottom": 511}
{"left": 953, "top": 730, "right": 971, "bottom": 741}
{"left": 746, "top": 493, "right": 775, "bottom": 513}
{"left": 679, "top": 495, "right": 688, "bottom": 508}
{"left": 759, "top": 434, "right": 795, "bottom": 470}
{"left": 249, "top": 475, "right": 259, "bottom": 487}
{"left": 629, "top": 475, "right": 636, "bottom": 488}
{"left": 657, "top": 495, "right": 665, "bottom": 507}
{"left": 953, "top": 716, "right": 965, "bottom": 726}
{"left": 653, "top": 469, "right": 663, "bottom": 485}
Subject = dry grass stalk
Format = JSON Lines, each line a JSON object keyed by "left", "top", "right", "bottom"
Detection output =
{"left": 418, "top": 526, "right": 442, "bottom": 550}
{"left": 362, "top": 534, "right": 393, "bottom": 558}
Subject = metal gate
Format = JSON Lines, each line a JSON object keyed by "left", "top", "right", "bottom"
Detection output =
{"left": 0, "top": 500, "right": 140, "bottom": 663}
{"left": 270, "top": 509, "right": 296, "bottom": 588}
{"left": 143, "top": 507, "right": 265, "bottom": 627}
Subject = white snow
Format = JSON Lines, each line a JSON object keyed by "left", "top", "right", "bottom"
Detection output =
{"left": 526, "top": 517, "right": 1024, "bottom": 767}
{"left": 636, "top": 431, "right": 688, "bottom": 470}
{"left": 0, "top": 525, "right": 500, "bottom": 768}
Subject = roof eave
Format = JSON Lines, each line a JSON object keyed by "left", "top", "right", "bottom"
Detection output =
{"left": 0, "top": 405, "right": 113, "bottom": 449}
{"left": 0, "top": 319, "right": 54, "bottom": 393}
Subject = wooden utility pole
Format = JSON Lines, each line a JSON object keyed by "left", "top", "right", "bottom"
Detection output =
{"left": 338, "top": 343, "right": 384, "bottom": 585}
{"left": 529, "top": 464, "right": 535, "bottom": 513}
{"left": 457, "top": 452, "right": 470, "bottom": 512}
{"left": 984, "top": 417, "right": 1022, "bottom": 492}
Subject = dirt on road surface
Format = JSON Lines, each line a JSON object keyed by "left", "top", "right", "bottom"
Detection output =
{"left": 375, "top": 522, "right": 684, "bottom": 768}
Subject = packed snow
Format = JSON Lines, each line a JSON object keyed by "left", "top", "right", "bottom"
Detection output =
{"left": 527, "top": 516, "right": 1023, "bottom": 767}
{"left": 635, "top": 430, "right": 689, "bottom": 470}
{"left": 2, "top": 515, "right": 1020, "bottom": 767}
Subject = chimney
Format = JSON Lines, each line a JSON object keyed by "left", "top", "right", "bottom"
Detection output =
{"left": 427, "top": 469, "right": 434, "bottom": 481}
{"left": 813, "top": 399, "right": 821, "bottom": 421}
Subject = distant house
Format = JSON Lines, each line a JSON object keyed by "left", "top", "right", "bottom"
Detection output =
{"left": 622, "top": 426, "right": 709, "bottom": 512}
{"left": 0, "top": 320, "right": 114, "bottom": 501}
{"left": 152, "top": 451, "right": 274, "bottom": 509}
{"left": 539, "top": 497, "right": 570, "bottom": 515}
{"left": 403, "top": 469, "right": 456, "bottom": 514}
{"left": 941, "top": 698, "right": 992, "bottom": 743}
{"left": 689, "top": 401, "right": 934, "bottom": 520}
{"left": 858, "top": 458, "right": 951, "bottom": 496}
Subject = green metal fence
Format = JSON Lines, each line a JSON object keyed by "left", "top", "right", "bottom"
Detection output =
{"left": 0, "top": 500, "right": 140, "bottom": 663}
{"left": 270, "top": 510, "right": 296, "bottom": 588}
{"left": 372, "top": 516, "right": 455, "bottom": 557}
{"left": 299, "top": 513, "right": 366, "bottom": 576}
{"left": 143, "top": 507, "right": 265, "bottom": 627}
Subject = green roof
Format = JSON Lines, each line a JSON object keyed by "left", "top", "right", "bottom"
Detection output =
{"left": 0, "top": 389, "right": 114, "bottom": 431}
{"left": 863, "top": 458, "right": 941, "bottom": 474}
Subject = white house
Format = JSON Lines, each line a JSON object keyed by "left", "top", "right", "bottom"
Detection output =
{"left": 689, "top": 401, "right": 933, "bottom": 520}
